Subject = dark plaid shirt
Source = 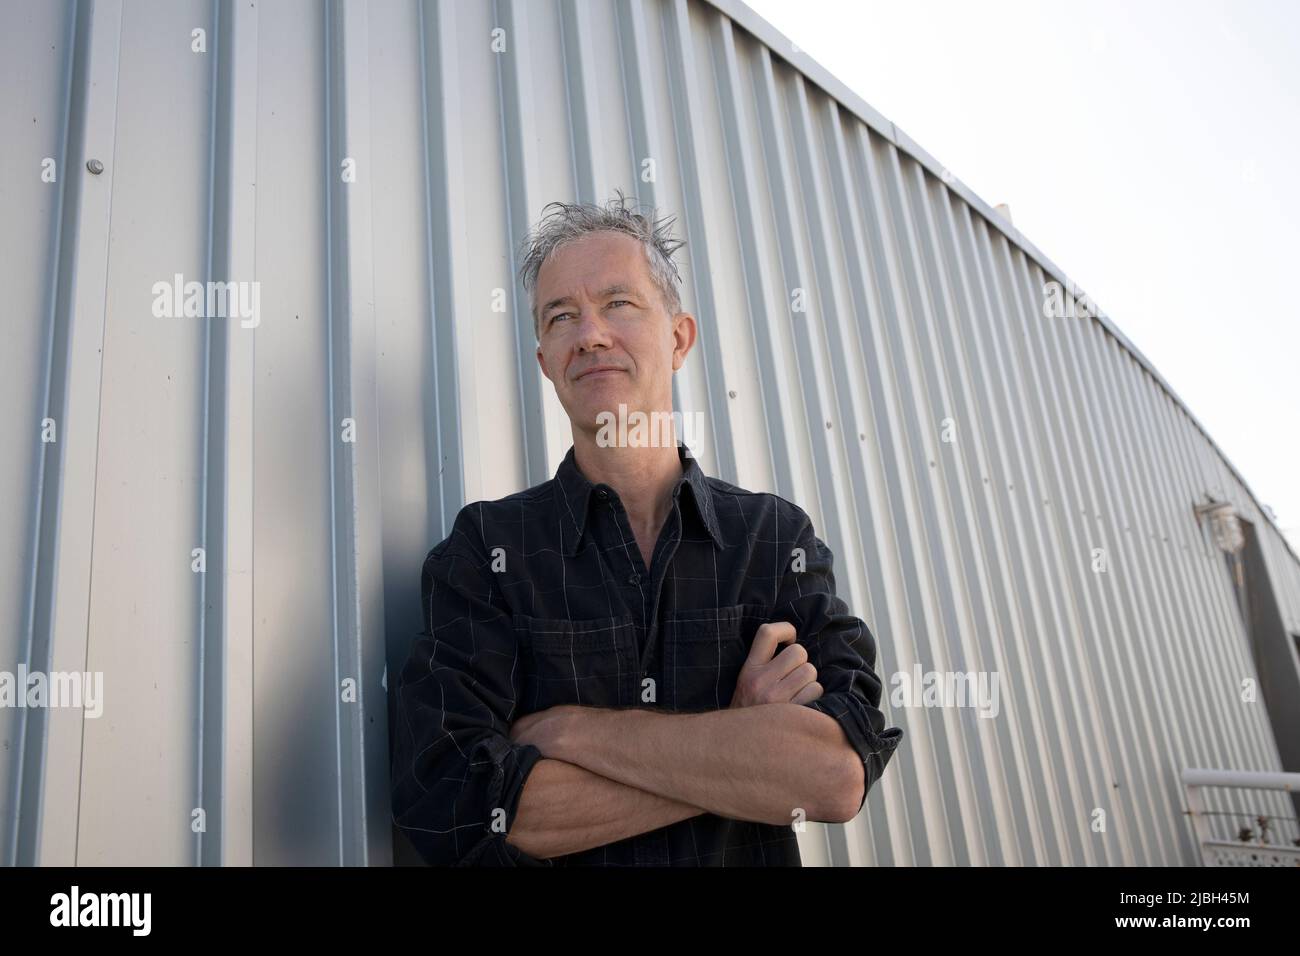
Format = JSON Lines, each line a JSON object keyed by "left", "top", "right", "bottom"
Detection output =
{"left": 391, "top": 442, "right": 903, "bottom": 865}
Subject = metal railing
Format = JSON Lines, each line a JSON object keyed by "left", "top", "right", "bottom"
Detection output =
{"left": 1183, "top": 768, "right": 1300, "bottom": 866}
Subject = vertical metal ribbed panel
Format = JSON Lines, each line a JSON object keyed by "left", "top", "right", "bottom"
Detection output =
{"left": 2, "top": 0, "right": 1296, "bottom": 865}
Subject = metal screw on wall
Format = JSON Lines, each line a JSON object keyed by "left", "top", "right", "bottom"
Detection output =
{"left": 86, "top": 159, "right": 104, "bottom": 174}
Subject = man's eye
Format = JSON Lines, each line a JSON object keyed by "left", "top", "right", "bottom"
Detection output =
{"left": 551, "top": 312, "right": 573, "bottom": 323}
{"left": 608, "top": 300, "right": 632, "bottom": 308}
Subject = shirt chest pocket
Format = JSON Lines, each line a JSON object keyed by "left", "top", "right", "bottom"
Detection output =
{"left": 661, "top": 604, "right": 772, "bottom": 713}
{"left": 513, "top": 613, "right": 638, "bottom": 713}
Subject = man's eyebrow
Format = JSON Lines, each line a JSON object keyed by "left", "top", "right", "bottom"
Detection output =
{"left": 541, "top": 294, "right": 572, "bottom": 315}
{"left": 541, "top": 285, "right": 638, "bottom": 316}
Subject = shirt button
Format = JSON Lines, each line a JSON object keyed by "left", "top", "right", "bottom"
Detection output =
{"left": 628, "top": 572, "right": 640, "bottom": 585}
{"left": 596, "top": 489, "right": 608, "bottom": 499}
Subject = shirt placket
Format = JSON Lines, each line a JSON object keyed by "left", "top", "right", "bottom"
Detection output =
{"left": 601, "top": 488, "right": 684, "bottom": 866}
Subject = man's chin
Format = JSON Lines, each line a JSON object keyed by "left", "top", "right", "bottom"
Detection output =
{"left": 566, "top": 403, "right": 644, "bottom": 441}
{"left": 569, "top": 399, "right": 639, "bottom": 426}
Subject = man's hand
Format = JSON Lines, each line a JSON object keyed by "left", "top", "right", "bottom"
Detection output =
{"left": 729, "top": 622, "right": 823, "bottom": 708}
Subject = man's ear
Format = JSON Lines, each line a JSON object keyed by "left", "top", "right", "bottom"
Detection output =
{"left": 670, "top": 311, "right": 697, "bottom": 371}
{"left": 536, "top": 346, "right": 551, "bottom": 382}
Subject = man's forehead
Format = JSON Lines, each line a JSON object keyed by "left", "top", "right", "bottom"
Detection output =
{"left": 538, "top": 246, "right": 653, "bottom": 303}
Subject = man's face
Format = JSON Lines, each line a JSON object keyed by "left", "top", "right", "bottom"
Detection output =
{"left": 535, "top": 230, "right": 695, "bottom": 436}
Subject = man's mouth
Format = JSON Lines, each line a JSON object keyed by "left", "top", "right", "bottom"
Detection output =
{"left": 577, "top": 366, "right": 627, "bottom": 381}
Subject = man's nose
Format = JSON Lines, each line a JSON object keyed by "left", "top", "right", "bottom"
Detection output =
{"left": 573, "top": 307, "right": 612, "bottom": 352}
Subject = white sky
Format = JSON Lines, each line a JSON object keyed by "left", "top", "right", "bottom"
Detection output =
{"left": 743, "top": 0, "right": 1299, "bottom": 550}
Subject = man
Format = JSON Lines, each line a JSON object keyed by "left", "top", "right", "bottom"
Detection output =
{"left": 391, "top": 192, "right": 903, "bottom": 865}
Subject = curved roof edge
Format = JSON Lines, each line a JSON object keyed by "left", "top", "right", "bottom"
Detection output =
{"left": 707, "top": 0, "right": 1299, "bottom": 566}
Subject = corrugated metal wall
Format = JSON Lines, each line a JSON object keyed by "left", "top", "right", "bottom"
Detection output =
{"left": 3, "top": 0, "right": 1297, "bottom": 866}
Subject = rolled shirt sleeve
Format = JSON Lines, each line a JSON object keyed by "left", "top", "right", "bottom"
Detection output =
{"left": 772, "top": 506, "right": 904, "bottom": 815}
{"left": 391, "top": 509, "right": 551, "bottom": 866}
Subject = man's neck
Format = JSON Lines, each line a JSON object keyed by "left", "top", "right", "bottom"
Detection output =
{"left": 571, "top": 425, "right": 684, "bottom": 548}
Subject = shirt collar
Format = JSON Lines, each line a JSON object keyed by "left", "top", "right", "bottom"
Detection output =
{"left": 553, "top": 441, "right": 726, "bottom": 557}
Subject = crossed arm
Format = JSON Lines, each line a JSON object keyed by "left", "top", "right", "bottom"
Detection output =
{"left": 503, "top": 702, "right": 862, "bottom": 860}
{"left": 397, "top": 510, "right": 902, "bottom": 866}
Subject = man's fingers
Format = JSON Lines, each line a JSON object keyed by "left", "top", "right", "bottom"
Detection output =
{"left": 746, "top": 621, "right": 797, "bottom": 665}
{"left": 769, "top": 641, "right": 809, "bottom": 679}
{"left": 774, "top": 661, "right": 818, "bottom": 700}
{"left": 790, "top": 680, "right": 823, "bottom": 705}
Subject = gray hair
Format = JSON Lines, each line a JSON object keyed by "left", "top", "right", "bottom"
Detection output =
{"left": 518, "top": 189, "right": 687, "bottom": 340}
